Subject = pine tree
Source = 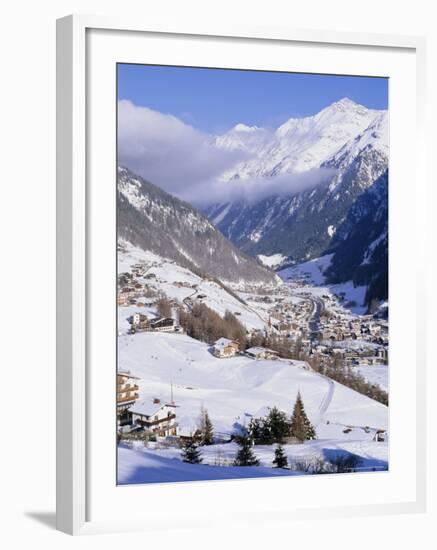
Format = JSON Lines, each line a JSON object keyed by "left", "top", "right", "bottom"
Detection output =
{"left": 272, "top": 444, "right": 288, "bottom": 469}
{"left": 267, "top": 407, "right": 290, "bottom": 444}
{"left": 290, "top": 391, "right": 317, "bottom": 442}
{"left": 233, "top": 436, "right": 260, "bottom": 466}
{"left": 198, "top": 405, "right": 214, "bottom": 446}
{"left": 181, "top": 437, "right": 203, "bottom": 464}
{"left": 303, "top": 413, "right": 317, "bottom": 440}
{"left": 248, "top": 417, "right": 263, "bottom": 443}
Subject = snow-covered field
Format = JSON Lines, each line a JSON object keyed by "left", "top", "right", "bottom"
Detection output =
{"left": 118, "top": 438, "right": 388, "bottom": 484}
{"left": 118, "top": 330, "right": 388, "bottom": 484}
{"left": 279, "top": 254, "right": 368, "bottom": 315}
{"left": 119, "top": 331, "right": 387, "bottom": 437}
{"left": 118, "top": 243, "right": 388, "bottom": 484}
{"left": 355, "top": 365, "right": 388, "bottom": 392}
{"left": 280, "top": 254, "right": 334, "bottom": 285}
{"left": 257, "top": 253, "right": 288, "bottom": 269}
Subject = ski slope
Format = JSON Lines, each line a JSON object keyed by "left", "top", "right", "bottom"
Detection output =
{"left": 119, "top": 331, "right": 388, "bottom": 438}
{"left": 119, "top": 333, "right": 388, "bottom": 483}
{"left": 119, "top": 243, "right": 270, "bottom": 331}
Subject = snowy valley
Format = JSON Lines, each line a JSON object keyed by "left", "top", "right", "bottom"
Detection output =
{"left": 117, "top": 242, "right": 388, "bottom": 484}
{"left": 115, "top": 88, "right": 389, "bottom": 485}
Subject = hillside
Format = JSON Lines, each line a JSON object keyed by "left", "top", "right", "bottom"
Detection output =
{"left": 118, "top": 166, "right": 278, "bottom": 288}
{"left": 118, "top": 329, "right": 388, "bottom": 484}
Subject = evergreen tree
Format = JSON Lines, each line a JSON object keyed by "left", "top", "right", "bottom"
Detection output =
{"left": 248, "top": 417, "right": 264, "bottom": 443}
{"left": 267, "top": 407, "right": 290, "bottom": 444}
{"left": 272, "top": 444, "right": 288, "bottom": 469}
{"left": 290, "top": 391, "right": 317, "bottom": 442}
{"left": 233, "top": 436, "right": 260, "bottom": 466}
{"left": 198, "top": 406, "right": 214, "bottom": 446}
{"left": 181, "top": 437, "right": 203, "bottom": 464}
{"left": 303, "top": 412, "right": 317, "bottom": 440}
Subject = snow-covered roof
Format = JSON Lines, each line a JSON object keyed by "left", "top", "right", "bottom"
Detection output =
{"left": 150, "top": 317, "right": 174, "bottom": 324}
{"left": 117, "top": 369, "right": 139, "bottom": 379}
{"left": 131, "top": 400, "right": 163, "bottom": 417}
{"left": 131, "top": 399, "right": 177, "bottom": 417}
{"left": 246, "top": 346, "right": 279, "bottom": 356}
{"left": 213, "top": 337, "right": 237, "bottom": 349}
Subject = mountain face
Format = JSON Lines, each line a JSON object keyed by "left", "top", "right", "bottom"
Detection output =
{"left": 215, "top": 98, "right": 382, "bottom": 179}
{"left": 207, "top": 100, "right": 388, "bottom": 261}
{"left": 117, "top": 166, "right": 278, "bottom": 287}
{"left": 205, "top": 99, "right": 388, "bottom": 304}
{"left": 324, "top": 170, "right": 388, "bottom": 307}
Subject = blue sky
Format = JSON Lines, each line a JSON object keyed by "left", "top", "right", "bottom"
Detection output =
{"left": 117, "top": 64, "right": 388, "bottom": 133}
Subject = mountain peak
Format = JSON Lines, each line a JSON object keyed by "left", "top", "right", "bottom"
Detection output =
{"left": 321, "top": 97, "right": 370, "bottom": 115}
{"left": 333, "top": 97, "right": 359, "bottom": 108}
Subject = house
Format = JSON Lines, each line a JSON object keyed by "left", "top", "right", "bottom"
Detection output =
{"left": 128, "top": 312, "right": 149, "bottom": 332}
{"left": 212, "top": 338, "right": 239, "bottom": 358}
{"left": 150, "top": 317, "right": 176, "bottom": 332}
{"left": 373, "top": 429, "right": 388, "bottom": 442}
{"left": 117, "top": 293, "right": 130, "bottom": 306}
{"left": 130, "top": 400, "right": 178, "bottom": 437}
{"left": 245, "top": 346, "right": 280, "bottom": 360}
{"left": 117, "top": 370, "right": 139, "bottom": 423}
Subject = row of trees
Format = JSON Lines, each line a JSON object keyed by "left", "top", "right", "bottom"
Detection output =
{"left": 179, "top": 303, "right": 247, "bottom": 348}
{"left": 156, "top": 296, "right": 173, "bottom": 318}
{"left": 182, "top": 437, "right": 363, "bottom": 473}
{"left": 247, "top": 331, "right": 298, "bottom": 359}
{"left": 181, "top": 435, "right": 287, "bottom": 468}
{"left": 308, "top": 355, "right": 389, "bottom": 406}
{"left": 248, "top": 393, "right": 316, "bottom": 444}
{"left": 182, "top": 393, "right": 316, "bottom": 467}
{"left": 248, "top": 331, "right": 388, "bottom": 408}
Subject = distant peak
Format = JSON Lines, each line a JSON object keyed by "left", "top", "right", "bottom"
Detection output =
{"left": 327, "top": 97, "right": 368, "bottom": 112}
{"left": 334, "top": 97, "right": 357, "bottom": 107}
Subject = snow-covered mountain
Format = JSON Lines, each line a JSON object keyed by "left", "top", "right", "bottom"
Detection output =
{"left": 117, "top": 166, "right": 278, "bottom": 288}
{"left": 324, "top": 170, "right": 388, "bottom": 307}
{"left": 214, "top": 98, "right": 384, "bottom": 180}
{"left": 206, "top": 98, "right": 388, "bottom": 305}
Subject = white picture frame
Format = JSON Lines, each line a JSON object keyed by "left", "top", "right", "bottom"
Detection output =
{"left": 56, "top": 14, "right": 427, "bottom": 535}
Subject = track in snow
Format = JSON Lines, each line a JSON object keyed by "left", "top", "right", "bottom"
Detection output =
{"left": 318, "top": 376, "right": 335, "bottom": 416}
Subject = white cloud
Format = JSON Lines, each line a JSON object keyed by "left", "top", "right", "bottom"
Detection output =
{"left": 118, "top": 100, "right": 334, "bottom": 206}
{"left": 191, "top": 168, "right": 335, "bottom": 207}
{"left": 118, "top": 100, "right": 248, "bottom": 199}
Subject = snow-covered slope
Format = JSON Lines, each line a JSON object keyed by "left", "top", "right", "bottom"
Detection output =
{"left": 206, "top": 99, "right": 388, "bottom": 307}
{"left": 323, "top": 170, "right": 388, "bottom": 306}
{"left": 119, "top": 436, "right": 388, "bottom": 484}
{"left": 216, "top": 98, "right": 383, "bottom": 180}
{"left": 118, "top": 242, "right": 271, "bottom": 330}
{"left": 118, "top": 166, "right": 278, "bottom": 288}
{"left": 118, "top": 330, "right": 388, "bottom": 483}
{"left": 119, "top": 331, "right": 388, "bottom": 439}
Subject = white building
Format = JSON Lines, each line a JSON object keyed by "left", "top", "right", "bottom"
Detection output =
{"left": 130, "top": 399, "right": 178, "bottom": 437}
{"left": 212, "top": 338, "right": 239, "bottom": 358}
{"left": 245, "top": 346, "right": 280, "bottom": 360}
